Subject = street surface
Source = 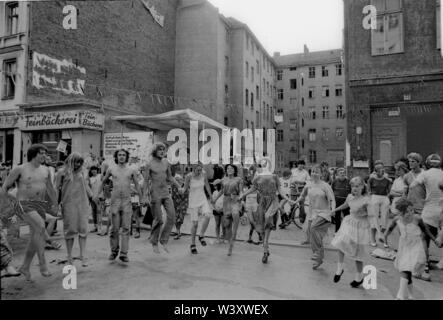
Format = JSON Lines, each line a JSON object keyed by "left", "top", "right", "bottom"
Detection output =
{"left": 1, "top": 213, "right": 442, "bottom": 300}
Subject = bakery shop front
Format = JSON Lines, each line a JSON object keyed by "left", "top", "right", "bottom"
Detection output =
{"left": 18, "top": 102, "right": 105, "bottom": 163}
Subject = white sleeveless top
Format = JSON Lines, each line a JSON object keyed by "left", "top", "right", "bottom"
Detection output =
{"left": 188, "top": 175, "right": 207, "bottom": 208}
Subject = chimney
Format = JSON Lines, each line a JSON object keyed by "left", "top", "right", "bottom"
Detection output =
{"left": 303, "top": 44, "right": 309, "bottom": 54}
{"left": 273, "top": 52, "right": 280, "bottom": 57}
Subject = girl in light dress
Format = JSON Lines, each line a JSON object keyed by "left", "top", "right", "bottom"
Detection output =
{"left": 331, "top": 176, "right": 371, "bottom": 288}
{"left": 384, "top": 198, "right": 439, "bottom": 299}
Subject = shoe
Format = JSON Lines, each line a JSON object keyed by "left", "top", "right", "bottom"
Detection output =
{"left": 227, "top": 244, "right": 233, "bottom": 256}
{"left": 246, "top": 239, "right": 253, "bottom": 244}
{"left": 333, "top": 270, "right": 344, "bottom": 283}
{"left": 198, "top": 236, "right": 207, "bottom": 246}
{"left": 81, "top": 258, "right": 89, "bottom": 267}
{"left": 109, "top": 252, "right": 118, "bottom": 260}
{"left": 262, "top": 252, "right": 270, "bottom": 264}
{"left": 190, "top": 244, "right": 198, "bottom": 254}
{"left": 91, "top": 227, "right": 98, "bottom": 233}
{"left": 370, "top": 243, "right": 377, "bottom": 247}
{"left": 383, "top": 244, "right": 389, "bottom": 249}
{"left": 413, "top": 271, "right": 431, "bottom": 282}
{"left": 134, "top": 231, "right": 140, "bottom": 239}
{"left": 350, "top": 279, "right": 364, "bottom": 288}
{"left": 119, "top": 255, "right": 129, "bottom": 263}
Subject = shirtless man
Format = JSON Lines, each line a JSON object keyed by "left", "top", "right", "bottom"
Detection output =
{"left": 143, "top": 142, "right": 181, "bottom": 254}
{"left": 2, "top": 144, "right": 57, "bottom": 280}
{"left": 97, "top": 149, "right": 142, "bottom": 262}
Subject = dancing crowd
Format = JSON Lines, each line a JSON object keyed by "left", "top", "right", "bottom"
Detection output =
{"left": 1, "top": 143, "right": 443, "bottom": 300}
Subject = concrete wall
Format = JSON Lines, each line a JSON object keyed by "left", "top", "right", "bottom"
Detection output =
{"left": 175, "top": 1, "right": 219, "bottom": 118}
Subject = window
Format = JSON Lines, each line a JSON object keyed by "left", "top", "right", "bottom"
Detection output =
{"left": 267, "top": 81, "right": 270, "bottom": 96}
{"left": 308, "top": 87, "right": 315, "bottom": 99}
{"left": 224, "top": 84, "right": 229, "bottom": 102}
{"left": 278, "top": 89, "right": 284, "bottom": 100}
{"left": 224, "top": 117, "right": 228, "bottom": 126}
{"left": 371, "top": 0, "right": 404, "bottom": 56}
{"left": 2, "top": 59, "right": 17, "bottom": 99}
{"left": 245, "top": 89, "right": 249, "bottom": 106}
{"left": 322, "top": 86, "right": 330, "bottom": 97}
{"left": 309, "top": 150, "right": 317, "bottom": 163}
{"left": 277, "top": 108, "right": 283, "bottom": 114}
{"left": 322, "top": 66, "right": 329, "bottom": 77}
{"left": 256, "top": 60, "right": 260, "bottom": 73}
{"left": 277, "top": 70, "right": 283, "bottom": 80}
{"left": 251, "top": 67, "right": 254, "bottom": 82}
{"left": 322, "top": 106, "right": 330, "bottom": 119}
{"left": 256, "top": 86, "right": 259, "bottom": 99}
{"left": 336, "top": 128, "right": 344, "bottom": 140}
{"left": 277, "top": 130, "right": 284, "bottom": 142}
{"left": 252, "top": 42, "right": 255, "bottom": 55}
{"left": 336, "top": 63, "right": 343, "bottom": 76}
{"left": 302, "top": 97, "right": 304, "bottom": 106}
{"left": 277, "top": 152, "right": 284, "bottom": 168}
{"left": 336, "top": 105, "right": 344, "bottom": 118}
{"left": 335, "top": 85, "right": 343, "bottom": 97}
{"left": 301, "top": 78, "right": 304, "bottom": 86}
{"left": 309, "top": 67, "right": 316, "bottom": 78}
{"left": 309, "top": 107, "right": 316, "bottom": 120}
{"left": 6, "top": 2, "right": 19, "bottom": 36}
{"left": 246, "top": 120, "right": 249, "bottom": 129}
{"left": 246, "top": 35, "right": 249, "bottom": 50}
{"left": 290, "top": 98, "right": 297, "bottom": 105}
{"left": 251, "top": 92, "right": 254, "bottom": 107}
{"left": 225, "top": 56, "right": 229, "bottom": 75}
{"left": 308, "top": 129, "right": 316, "bottom": 142}
{"left": 256, "top": 111, "right": 259, "bottom": 125}
{"left": 322, "top": 128, "right": 330, "bottom": 141}
{"left": 290, "top": 79, "right": 297, "bottom": 89}
{"left": 251, "top": 121, "right": 254, "bottom": 129}
{"left": 301, "top": 119, "right": 305, "bottom": 127}
{"left": 437, "top": 0, "right": 441, "bottom": 49}
{"left": 245, "top": 62, "right": 249, "bottom": 78}
{"left": 289, "top": 67, "right": 297, "bottom": 71}
{"left": 302, "top": 139, "right": 305, "bottom": 149}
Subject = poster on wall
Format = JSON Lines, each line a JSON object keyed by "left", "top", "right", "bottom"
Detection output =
{"left": 103, "top": 132, "right": 154, "bottom": 168}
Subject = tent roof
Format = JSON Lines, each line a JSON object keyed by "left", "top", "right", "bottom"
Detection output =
{"left": 111, "top": 108, "right": 228, "bottom": 131}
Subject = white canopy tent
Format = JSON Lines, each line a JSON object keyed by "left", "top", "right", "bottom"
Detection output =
{"left": 111, "top": 108, "right": 228, "bottom": 131}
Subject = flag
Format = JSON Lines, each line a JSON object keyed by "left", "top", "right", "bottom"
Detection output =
{"left": 140, "top": 0, "right": 165, "bottom": 27}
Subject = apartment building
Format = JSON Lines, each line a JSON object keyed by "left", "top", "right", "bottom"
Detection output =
{"left": 274, "top": 47, "right": 346, "bottom": 171}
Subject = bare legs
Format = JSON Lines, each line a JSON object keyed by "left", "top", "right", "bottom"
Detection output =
{"left": 227, "top": 213, "right": 240, "bottom": 256}
{"left": 20, "top": 210, "right": 51, "bottom": 280}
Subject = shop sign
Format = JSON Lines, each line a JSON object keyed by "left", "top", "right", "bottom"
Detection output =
{"left": 19, "top": 110, "right": 104, "bottom": 131}
{"left": 79, "top": 111, "right": 104, "bottom": 130}
{"left": 0, "top": 115, "right": 20, "bottom": 129}
{"left": 104, "top": 132, "right": 153, "bottom": 167}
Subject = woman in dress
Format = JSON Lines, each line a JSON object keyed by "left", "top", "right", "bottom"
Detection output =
{"left": 56, "top": 153, "right": 92, "bottom": 267}
{"left": 389, "top": 161, "right": 408, "bottom": 217}
{"left": 384, "top": 198, "right": 438, "bottom": 299}
{"left": 330, "top": 176, "right": 370, "bottom": 288}
{"left": 172, "top": 174, "right": 188, "bottom": 240}
{"left": 181, "top": 163, "right": 212, "bottom": 254}
{"left": 240, "top": 158, "right": 294, "bottom": 263}
{"left": 213, "top": 164, "right": 243, "bottom": 256}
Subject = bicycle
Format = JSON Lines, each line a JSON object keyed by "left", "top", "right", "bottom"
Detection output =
{"left": 280, "top": 202, "right": 309, "bottom": 230}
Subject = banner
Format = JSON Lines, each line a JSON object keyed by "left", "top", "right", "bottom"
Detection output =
{"left": 103, "top": 132, "right": 153, "bottom": 167}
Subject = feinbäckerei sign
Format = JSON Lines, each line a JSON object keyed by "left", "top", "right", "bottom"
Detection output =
{"left": 19, "top": 110, "right": 104, "bottom": 131}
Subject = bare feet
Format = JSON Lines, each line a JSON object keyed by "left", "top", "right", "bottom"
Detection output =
{"left": 152, "top": 244, "right": 160, "bottom": 254}
{"left": 4, "top": 265, "right": 21, "bottom": 277}
{"left": 18, "top": 267, "right": 32, "bottom": 281}
{"left": 227, "top": 244, "right": 233, "bottom": 256}
{"left": 161, "top": 244, "right": 170, "bottom": 253}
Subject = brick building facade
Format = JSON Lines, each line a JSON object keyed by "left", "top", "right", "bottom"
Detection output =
{"left": 344, "top": 0, "right": 443, "bottom": 176}
{"left": 1, "top": 0, "right": 178, "bottom": 164}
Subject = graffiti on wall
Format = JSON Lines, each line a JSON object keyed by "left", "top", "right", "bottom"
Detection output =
{"left": 32, "top": 52, "right": 86, "bottom": 95}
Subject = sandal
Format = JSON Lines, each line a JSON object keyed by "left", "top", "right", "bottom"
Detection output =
{"left": 190, "top": 244, "right": 198, "bottom": 254}
{"left": 45, "top": 241, "right": 62, "bottom": 250}
{"left": 198, "top": 236, "right": 207, "bottom": 246}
